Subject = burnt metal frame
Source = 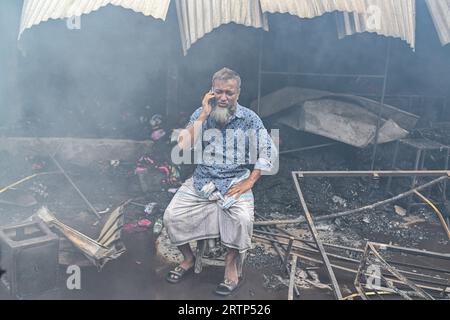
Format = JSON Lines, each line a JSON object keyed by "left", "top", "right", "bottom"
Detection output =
{"left": 252, "top": 232, "right": 450, "bottom": 296}
{"left": 292, "top": 171, "right": 343, "bottom": 299}
{"left": 252, "top": 232, "right": 450, "bottom": 298}
{"left": 252, "top": 230, "right": 450, "bottom": 281}
{"left": 256, "top": 30, "right": 392, "bottom": 171}
{"left": 291, "top": 170, "right": 450, "bottom": 300}
{"left": 255, "top": 28, "right": 449, "bottom": 171}
{"left": 256, "top": 171, "right": 450, "bottom": 227}
{"left": 386, "top": 138, "right": 450, "bottom": 203}
{"left": 255, "top": 213, "right": 300, "bottom": 297}
{"left": 354, "top": 242, "right": 450, "bottom": 300}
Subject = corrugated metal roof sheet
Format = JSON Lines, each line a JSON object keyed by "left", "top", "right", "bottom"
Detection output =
{"left": 176, "top": 0, "right": 268, "bottom": 55}
{"left": 336, "top": 0, "right": 416, "bottom": 49}
{"left": 17, "top": 0, "right": 448, "bottom": 52}
{"left": 425, "top": 0, "right": 450, "bottom": 46}
{"left": 19, "top": 0, "right": 171, "bottom": 39}
{"left": 260, "top": 0, "right": 416, "bottom": 49}
{"left": 260, "top": 0, "right": 369, "bottom": 17}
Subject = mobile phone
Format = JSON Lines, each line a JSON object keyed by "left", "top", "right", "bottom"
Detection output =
{"left": 209, "top": 97, "right": 217, "bottom": 108}
{"left": 209, "top": 88, "right": 217, "bottom": 107}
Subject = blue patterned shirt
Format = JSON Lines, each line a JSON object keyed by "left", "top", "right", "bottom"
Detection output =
{"left": 186, "top": 104, "right": 277, "bottom": 196}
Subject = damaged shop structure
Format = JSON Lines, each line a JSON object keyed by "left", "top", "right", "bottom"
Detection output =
{"left": 0, "top": 201, "right": 127, "bottom": 298}
{"left": 253, "top": 171, "right": 450, "bottom": 300}
{"left": 0, "top": 135, "right": 179, "bottom": 299}
{"left": 253, "top": 87, "right": 419, "bottom": 148}
{"left": 0, "top": 139, "right": 156, "bottom": 299}
{"left": 1, "top": 0, "right": 450, "bottom": 300}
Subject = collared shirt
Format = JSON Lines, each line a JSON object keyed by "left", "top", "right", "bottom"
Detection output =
{"left": 186, "top": 103, "right": 277, "bottom": 196}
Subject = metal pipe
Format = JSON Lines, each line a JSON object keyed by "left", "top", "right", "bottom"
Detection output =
{"left": 354, "top": 242, "right": 371, "bottom": 300}
{"left": 260, "top": 71, "right": 385, "bottom": 79}
{"left": 369, "top": 242, "right": 450, "bottom": 260}
{"left": 347, "top": 93, "right": 446, "bottom": 99}
{"left": 288, "top": 255, "right": 298, "bottom": 300}
{"left": 293, "top": 170, "right": 450, "bottom": 177}
{"left": 253, "top": 234, "right": 361, "bottom": 265}
{"left": 254, "top": 229, "right": 364, "bottom": 253}
{"left": 279, "top": 143, "right": 336, "bottom": 155}
{"left": 129, "top": 201, "right": 146, "bottom": 208}
{"left": 50, "top": 155, "right": 101, "bottom": 220}
{"left": 306, "top": 176, "right": 448, "bottom": 223}
{"left": 255, "top": 175, "right": 449, "bottom": 226}
{"left": 292, "top": 172, "right": 343, "bottom": 300}
{"left": 282, "top": 237, "right": 295, "bottom": 272}
{"left": 371, "top": 39, "right": 392, "bottom": 170}
{"left": 257, "top": 31, "right": 263, "bottom": 115}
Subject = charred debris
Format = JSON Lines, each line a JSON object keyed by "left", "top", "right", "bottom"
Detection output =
{"left": 1, "top": 0, "right": 449, "bottom": 301}
{"left": 0, "top": 101, "right": 449, "bottom": 300}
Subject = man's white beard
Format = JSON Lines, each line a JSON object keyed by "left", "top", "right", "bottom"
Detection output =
{"left": 210, "top": 104, "right": 236, "bottom": 125}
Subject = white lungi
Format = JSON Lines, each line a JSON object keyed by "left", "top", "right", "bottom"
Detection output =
{"left": 163, "top": 178, "right": 254, "bottom": 252}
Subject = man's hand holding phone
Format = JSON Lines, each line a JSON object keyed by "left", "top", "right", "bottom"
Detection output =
{"left": 178, "top": 90, "right": 215, "bottom": 150}
{"left": 200, "top": 91, "right": 215, "bottom": 120}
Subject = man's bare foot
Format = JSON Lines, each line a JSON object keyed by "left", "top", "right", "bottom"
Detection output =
{"left": 224, "top": 250, "right": 239, "bottom": 283}
{"left": 166, "top": 257, "right": 195, "bottom": 284}
{"left": 179, "top": 257, "right": 195, "bottom": 270}
{"left": 224, "top": 268, "right": 239, "bottom": 284}
{"left": 177, "top": 243, "right": 195, "bottom": 270}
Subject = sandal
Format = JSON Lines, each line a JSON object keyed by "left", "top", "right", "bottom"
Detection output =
{"left": 166, "top": 264, "right": 194, "bottom": 284}
{"left": 214, "top": 277, "right": 244, "bottom": 296}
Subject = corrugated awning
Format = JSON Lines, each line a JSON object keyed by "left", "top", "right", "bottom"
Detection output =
{"left": 259, "top": 0, "right": 370, "bottom": 17}
{"left": 19, "top": 0, "right": 171, "bottom": 39}
{"left": 336, "top": 0, "right": 416, "bottom": 49}
{"left": 18, "top": 0, "right": 450, "bottom": 51}
{"left": 175, "top": 0, "right": 268, "bottom": 55}
{"left": 425, "top": 0, "right": 450, "bottom": 46}
{"left": 260, "top": 0, "right": 416, "bottom": 49}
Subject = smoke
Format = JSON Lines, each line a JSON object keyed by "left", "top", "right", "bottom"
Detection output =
{"left": 0, "top": 2, "right": 449, "bottom": 138}
{"left": 0, "top": 0, "right": 22, "bottom": 134}
{"left": 5, "top": 3, "right": 172, "bottom": 138}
